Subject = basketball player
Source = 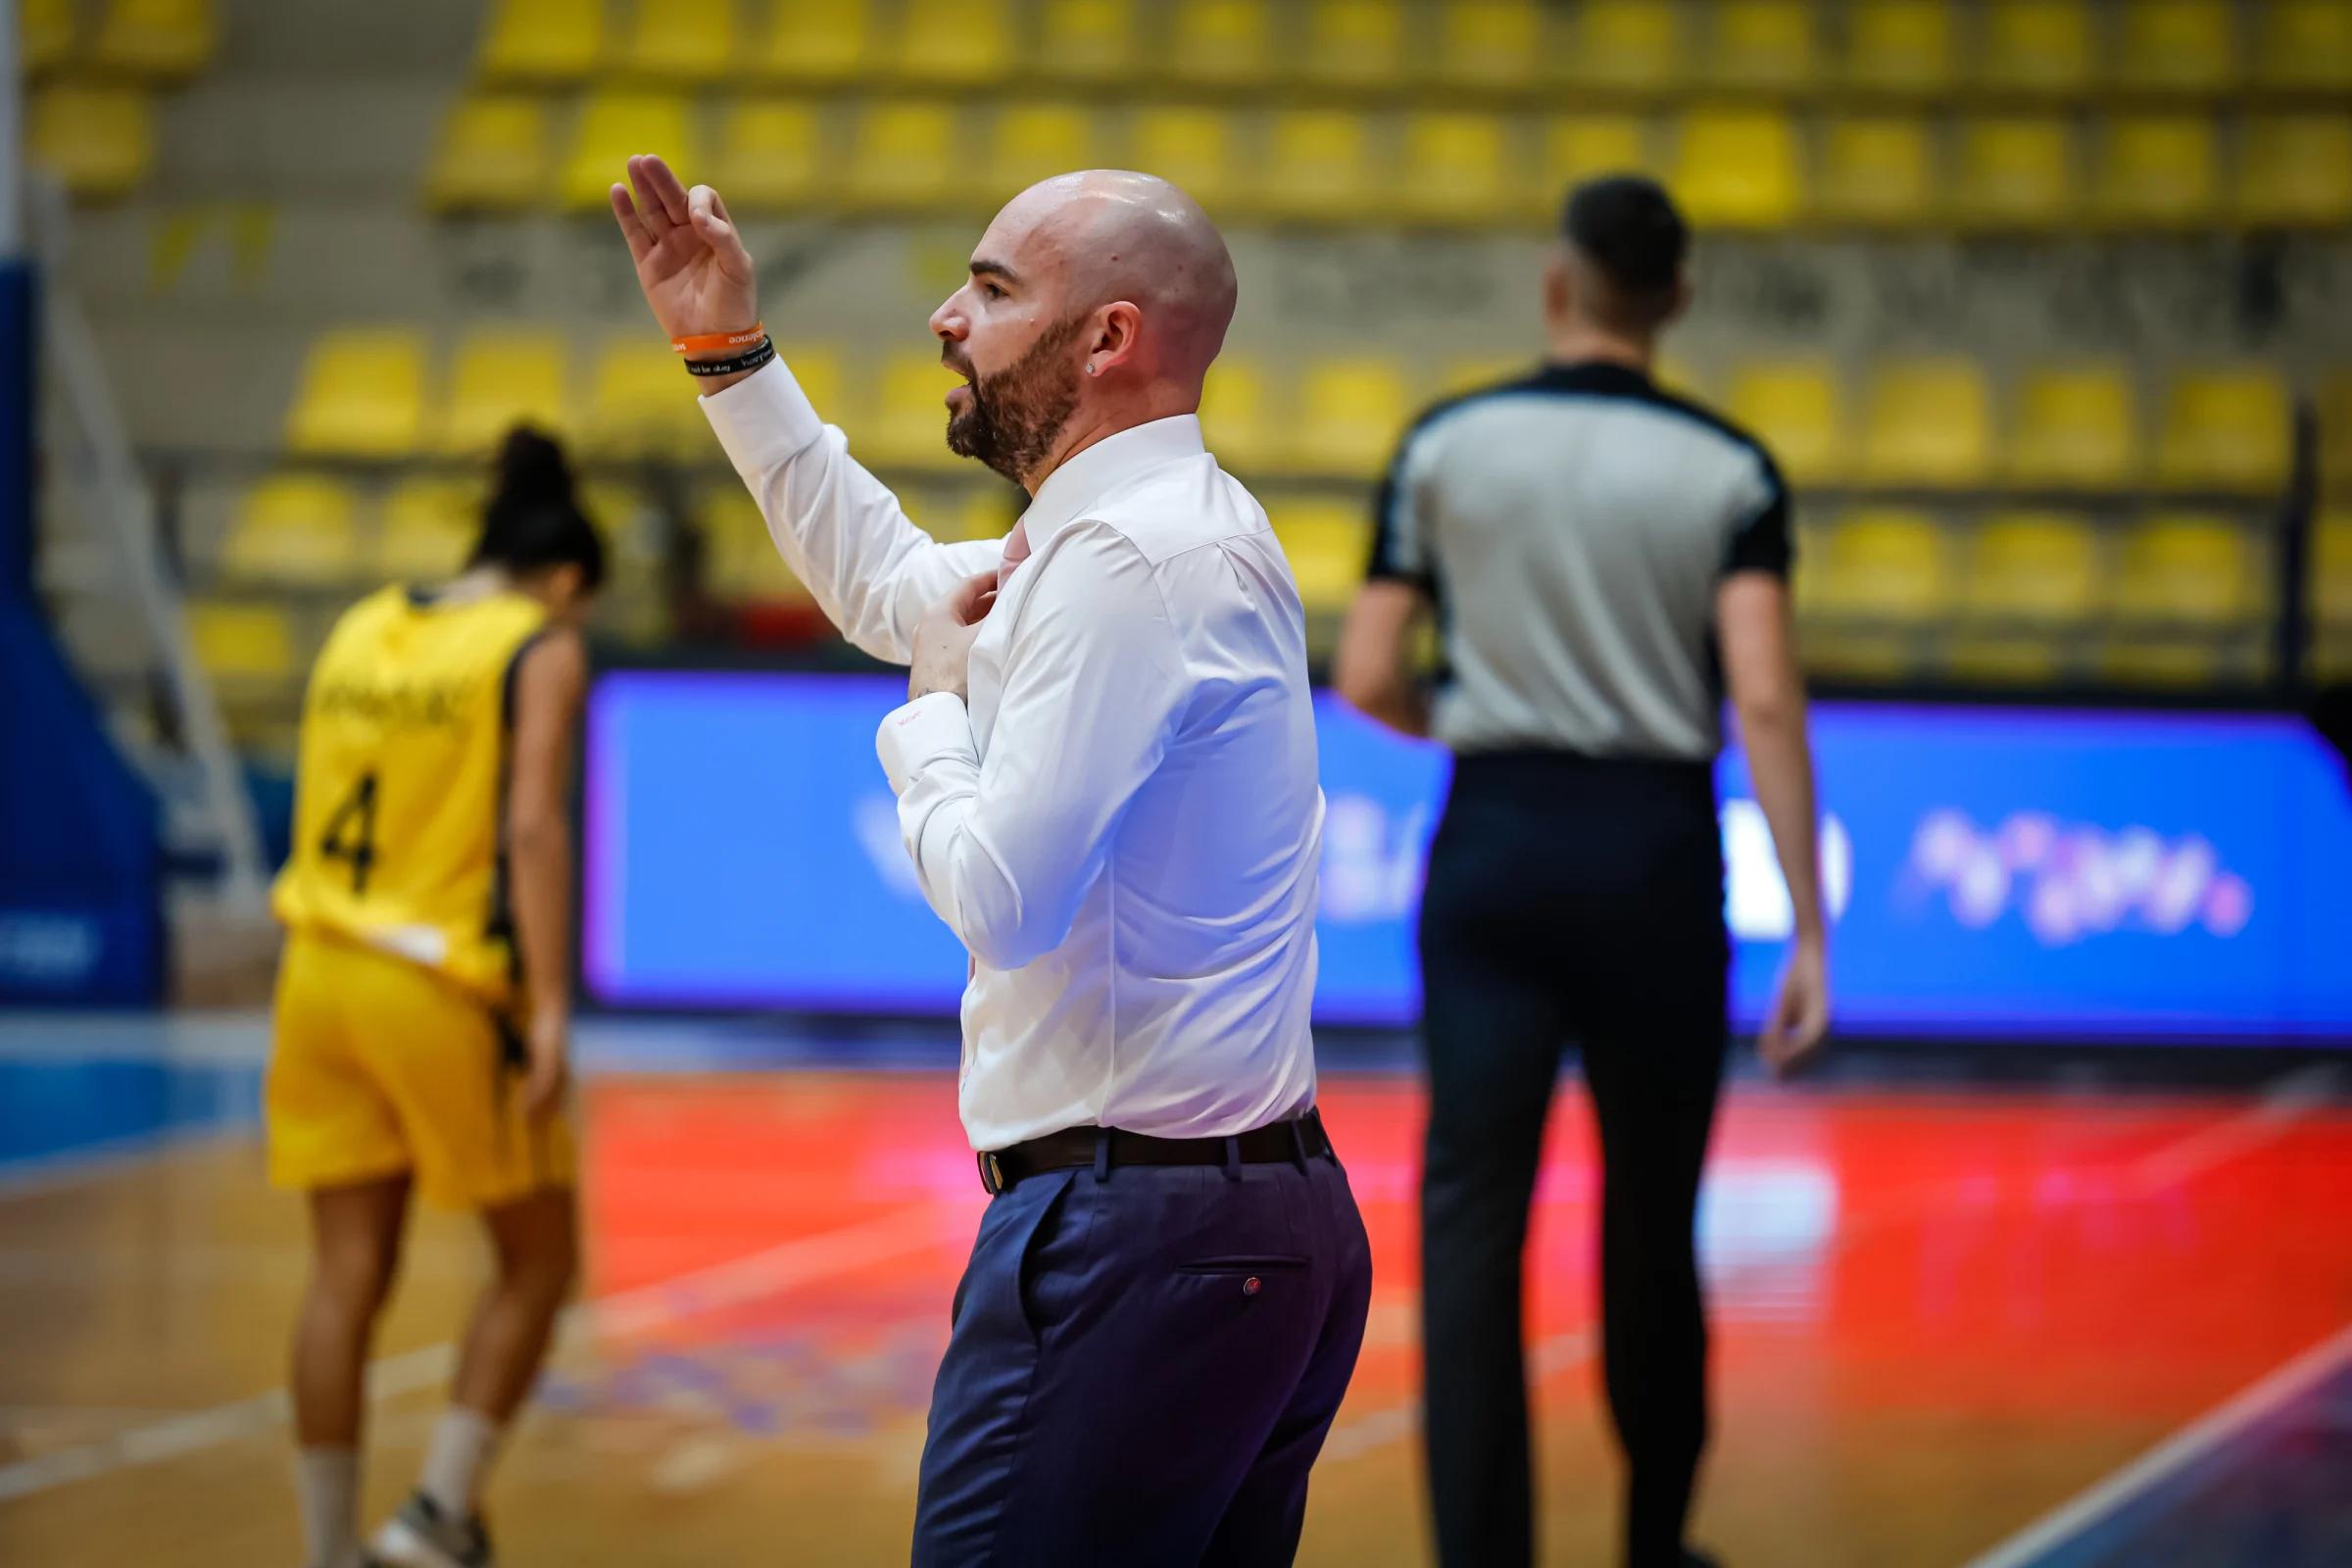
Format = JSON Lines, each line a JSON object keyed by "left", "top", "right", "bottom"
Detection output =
{"left": 267, "top": 428, "right": 602, "bottom": 1568}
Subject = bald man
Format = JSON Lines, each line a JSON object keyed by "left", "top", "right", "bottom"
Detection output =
{"left": 612, "top": 159, "right": 1371, "bottom": 1564}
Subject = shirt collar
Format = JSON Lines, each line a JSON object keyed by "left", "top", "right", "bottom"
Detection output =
{"left": 1017, "top": 414, "right": 1206, "bottom": 552}
{"left": 1533, "top": 359, "right": 1654, "bottom": 396}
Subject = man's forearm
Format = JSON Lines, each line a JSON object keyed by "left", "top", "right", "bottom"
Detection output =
{"left": 1742, "top": 704, "right": 1825, "bottom": 942}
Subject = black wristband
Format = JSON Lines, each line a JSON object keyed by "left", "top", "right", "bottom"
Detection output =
{"left": 683, "top": 337, "right": 777, "bottom": 378}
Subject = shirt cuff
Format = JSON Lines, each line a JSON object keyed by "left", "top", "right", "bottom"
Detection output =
{"left": 876, "top": 691, "right": 977, "bottom": 796}
{"left": 699, "top": 358, "right": 828, "bottom": 476}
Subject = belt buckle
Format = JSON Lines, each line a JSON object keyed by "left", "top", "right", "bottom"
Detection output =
{"left": 978, "top": 1151, "right": 1006, "bottom": 1195}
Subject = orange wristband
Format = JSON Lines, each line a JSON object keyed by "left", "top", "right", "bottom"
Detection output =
{"left": 671, "top": 324, "right": 767, "bottom": 355}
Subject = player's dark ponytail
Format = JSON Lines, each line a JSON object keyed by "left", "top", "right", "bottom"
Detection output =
{"left": 470, "top": 424, "right": 607, "bottom": 591}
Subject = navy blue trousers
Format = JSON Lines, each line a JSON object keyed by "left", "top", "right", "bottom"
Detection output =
{"left": 911, "top": 1137, "right": 1372, "bottom": 1567}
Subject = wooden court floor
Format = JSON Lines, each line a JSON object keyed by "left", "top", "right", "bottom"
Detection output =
{"left": 2, "top": 1058, "right": 2349, "bottom": 1566}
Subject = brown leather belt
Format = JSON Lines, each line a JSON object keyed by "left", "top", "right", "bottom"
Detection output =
{"left": 979, "top": 1108, "right": 1334, "bottom": 1195}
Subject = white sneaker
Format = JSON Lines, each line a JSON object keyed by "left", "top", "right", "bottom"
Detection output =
{"left": 368, "top": 1491, "right": 494, "bottom": 1568}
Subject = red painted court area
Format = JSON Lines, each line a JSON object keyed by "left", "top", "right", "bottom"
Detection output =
{"left": 570, "top": 1068, "right": 2352, "bottom": 1565}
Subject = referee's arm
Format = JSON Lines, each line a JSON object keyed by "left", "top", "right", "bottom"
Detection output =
{"left": 1336, "top": 428, "right": 1437, "bottom": 737}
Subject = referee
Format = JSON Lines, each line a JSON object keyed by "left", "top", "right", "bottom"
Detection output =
{"left": 1336, "top": 176, "right": 1831, "bottom": 1568}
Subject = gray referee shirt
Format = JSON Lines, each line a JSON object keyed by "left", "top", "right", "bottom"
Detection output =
{"left": 1368, "top": 361, "right": 1791, "bottom": 760}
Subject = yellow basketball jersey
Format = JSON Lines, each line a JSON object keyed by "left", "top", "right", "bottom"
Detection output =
{"left": 272, "top": 585, "right": 552, "bottom": 1002}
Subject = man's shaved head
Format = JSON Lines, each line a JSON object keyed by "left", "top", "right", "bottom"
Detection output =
{"left": 930, "top": 172, "right": 1238, "bottom": 487}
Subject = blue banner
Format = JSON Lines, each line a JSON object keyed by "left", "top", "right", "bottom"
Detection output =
{"left": 583, "top": 672, "right": 2352, "bottom": 1043}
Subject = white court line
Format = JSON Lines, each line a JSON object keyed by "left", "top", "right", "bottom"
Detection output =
{"left": 1317, "top": 1067, "right": 2344, "bottom": 1466}
{"left": 0, "top": 1204, "right": 946, "bottom": 1505}
{"left": 1962, "top": 1319, "right": 2352, "bottom": 1568}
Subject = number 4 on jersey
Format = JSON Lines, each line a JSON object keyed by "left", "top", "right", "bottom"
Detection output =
{"left": 319, "top": 771, "right": 380, "bottom": 896}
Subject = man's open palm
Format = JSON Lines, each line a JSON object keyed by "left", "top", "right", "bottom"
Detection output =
{"left": 609, "top": 153, "right": 757, "bottom": 341}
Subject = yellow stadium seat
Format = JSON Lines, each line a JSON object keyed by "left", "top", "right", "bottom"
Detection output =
{"left": 1797, "top": 508, "right": 1952, "bottom": 679}
{"left": 22, "top": 0, "right": 72, "bottom": 76}
{"left": 1169, "top": 0, "right": 1275, "bottom": 88}
{"left": 1804, "top": 509, "right": 1954, "bottom": 620}
{"left": 1439, "top": 355, "right": 1533, "bottom": 397}
{"left": 1435, "top": 0, "right": 1543, "bottom": 91}
{"left": 1706, "top": 1, "right": 1817, "bottom": 92}
{"left": 1952, "top": 117, "right": 2076, "bottom": 230}
{"left": 2105, "top": 514, "right": 2265, "bottom": 685}
{"left": 716, "top": 102, "right": 824, "bottom": 212}
{"left": 89, "top": 0, "right": 215, "bottom": 80}
{"left": 2097, "top": 116, "right": 2217, "bottom": 228}
{"left": 1036, "top": 0, "right": 1137, "bottom": 83}
{"left": 2006, "top": 363, "right": 2138, "bottom": 489}
{"left": 220, "top": 475, "right": 363, "bottom": 589}
{"left": 424, "top": 97, "right": 550, "bottom": 214}
{"left": 1298, "top": 360, "right": 1411, "bottom": 478}
{"left": 2154, "top": 367, "right": 2290, "bottom": 493}
{"left": 755, "top": 0, "right": 867, "bottom": 83}
{"left": 1397, "top": 114, "right": 1513, "bottom": 228}
{"left": 2256, "top": 0, "right": 2352, "bottom": 92}
{"left": 1965, "top": 514, "right": 2103, "bottom": 624}
{"left": 616, "top": 0, "right": 734, "bottom": 84}
{"left": 865, "top": 351, "right": 962, "bottom": 470}
{"left": 2316, "top": 512, "right": 2352, "bottom": 680}
{"left": 1978, "top": 0, "right": 2096, "bottom": 95}
{"left": 700, "top": 487, "right": 809, "bottom": 605}
{"left": 2316, "top": 511, "right": 2352, "bottom": 627}
{"left": 582, "top": 338, "right": 707, "bottom": 459}
{"left": 2323, "top": 374, "right": 2352, "bottom": 502}
{"left": 1574, "top": 1, "right": 1684, "bottom": 92}
{"left": 285, "top": 329, "right": 425, "bottom": 460}
{"left": 477, "top": 0, "right": 602, "bottom": 85}
{"left": 1259, "top": 112, "right": 1374, "bottom": 225}
{"left": 988, "top": 105, "right": 1099, "bottom": 199}
{"left": 378, "top": 480, "right": 478, "bottom": 582}
{"left": 1304, "top": 0, "right": 1406, "bottom": 89}
{"left": 913, "top": 486, "right": 1014, "bottom": 544}
{"left": 2239, "top": 116, "right": 2352, "bottom": 230}
{"left": 1537, "top": 117, "right": 1655, "bottom": 216}
{"left": 189, "top": 602, "right": 298, "bottom": 689}
{"left": 845, "top": 103, "right": 958, "bottom": 212}
{"left": 30, "top": 87, "right": 153, "bottom": 201}
{"left": 902, "top": 0, "right": 1012, "bottom": 84}
{"left": 1814, "top": 117, "right": 1935, "bottom": 228}
{"left": 562, "top": 93, "right": 695, "bottom": 213}
{"left": 438, "top": 330, "right": 568, "bottom": 456}
{"left": 1271, "top": 499, "right": 1372, "bottom": 617}
{"left": 2110, "top": 514, "right": 2261, "bottom": 628}
{"left": 1726, "top": 359, "right": 1844, "bottom": 486}
{"left": 1673, "top": 110, "right": 1802, "bottom": 230}
{"left": 1200, "top": 357, "right": 1282, "bottom": 473}
{"left": 1132, "top": 109, "right": 1236, "bottom": 213}
{"left": 2113, "top": 0, "right": 2235, "bottom": 94}
{"left": 1858, "top": 358, "right": 1992, "bottom": 487}
{"left": 1843, "top": 0, "right": 1956, "bottom": 94}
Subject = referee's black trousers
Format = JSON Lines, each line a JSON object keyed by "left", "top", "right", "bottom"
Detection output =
{"left": 1417, "top": 752, "right": 1729, "bottom": 1568}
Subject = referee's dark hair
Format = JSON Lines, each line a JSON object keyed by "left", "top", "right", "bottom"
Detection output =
{"left": 1556, "top": 174, "right": 1690, "bottom": 336}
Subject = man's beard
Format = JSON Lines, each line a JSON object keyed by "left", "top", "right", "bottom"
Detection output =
{"left": 946, "top": 314, "right": 1087, "bottom": 482}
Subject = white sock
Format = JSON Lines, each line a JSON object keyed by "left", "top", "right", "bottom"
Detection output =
{"left": 419, "top": 1406, "right": 504, "bottom": 1519}
{"left": 294, "top": 1446, "right": 360, "bottom": 1568}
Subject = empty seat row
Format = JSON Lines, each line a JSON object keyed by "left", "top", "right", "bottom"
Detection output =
{"left": 1798, "top": 507, "right": 2352, "bottom": 683}
{"left": 282, "top": 326, "right": 2323, "bottom": 494}
{"left": 21, "top": 0, "right": 215, "bottom": 81}
{"left": 429, "top": 92, "right": 2352, "bottom": 232}
{"left": 474, "top": 0, "right": 2352, "bottom": 98}
{"left": 1715, "top": 358, "right": 2303, "bottom": 493}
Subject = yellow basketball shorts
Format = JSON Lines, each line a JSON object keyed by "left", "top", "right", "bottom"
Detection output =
{"left": 267, "top": 929, "right": 576, "bottom": 1210}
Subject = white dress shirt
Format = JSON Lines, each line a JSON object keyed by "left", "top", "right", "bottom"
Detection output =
{"left": 704, "top": 360, "right": 1324, "bottom": 1151}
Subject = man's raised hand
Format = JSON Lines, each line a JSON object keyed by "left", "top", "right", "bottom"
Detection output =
{"left": 609, "top": 153, "right": 758, "bottom": 343}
